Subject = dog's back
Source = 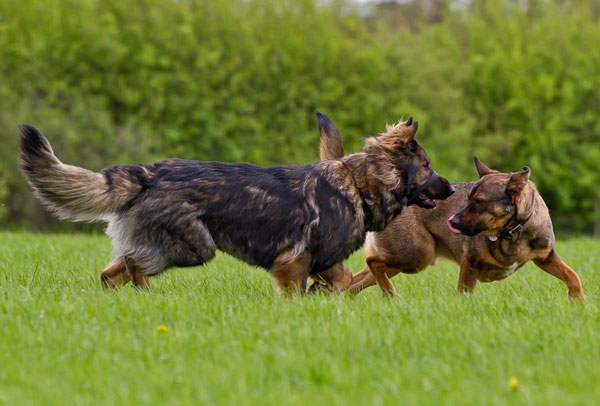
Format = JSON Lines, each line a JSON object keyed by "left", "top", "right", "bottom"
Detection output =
{"left": 122, "top": 159, "right": 364, "bottom": 272}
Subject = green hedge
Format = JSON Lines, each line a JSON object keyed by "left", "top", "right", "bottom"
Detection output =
{"left": 1, "top": 0, "right": 599, "bottom": 234}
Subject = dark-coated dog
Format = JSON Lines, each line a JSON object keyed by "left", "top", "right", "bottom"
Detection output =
{"left": 316, "top": 114, "right": 583, "bottom": 298}
{"left": 19, "top": 118, "right": 454, "bottom": 293}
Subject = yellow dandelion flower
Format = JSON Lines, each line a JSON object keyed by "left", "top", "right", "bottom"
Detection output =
{"left": 156, "top": 325, "right": 169, "bottom": 333}
{"left": 508, "top": 377, "right": 519, "bottom": 390}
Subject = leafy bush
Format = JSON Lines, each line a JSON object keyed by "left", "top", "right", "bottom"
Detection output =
{"left": 0, "top": 0, "right": 598, "bottom": 234}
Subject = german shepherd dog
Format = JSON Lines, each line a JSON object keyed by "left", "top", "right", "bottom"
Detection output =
{"left": 19, "top": 119, "right": 454, "bottom": 294}
{"left": 315, "top": 114, "right": 583, "bottom": 298}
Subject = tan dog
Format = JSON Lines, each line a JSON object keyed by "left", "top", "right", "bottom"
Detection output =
{"left": 315, "top": 114, "right": 583, "bottom": 298}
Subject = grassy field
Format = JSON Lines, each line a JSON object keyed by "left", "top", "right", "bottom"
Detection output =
{"left": 0, "top": 231, "right": 598, "bottom": 406}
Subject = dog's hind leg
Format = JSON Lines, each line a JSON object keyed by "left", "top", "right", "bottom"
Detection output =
{"left": 365, "top": 256, "right": 403, "bottom": 297}
{"left": 124, "top": 257, "right": 151, "bottom": 289}
{"left": 348, "top": 266, "right": 377, "bottom": 294}
{"left": 350, "top": 248, "right": 434, "bottom": 295}
{"left": 100, "top": 259, "right": 130, "bottom": 289}
{"left": 534, "top": 250, "right": 584, "bottom": 299}
{"left": 270, "top": 251, "right": 312, "bottom": 295}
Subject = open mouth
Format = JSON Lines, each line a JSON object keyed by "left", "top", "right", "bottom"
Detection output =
{"left": 417, "top": 192, "right": 436, "bottom": 208}
{"left": 446, "top": 214, "right": 462, "bottom": 234}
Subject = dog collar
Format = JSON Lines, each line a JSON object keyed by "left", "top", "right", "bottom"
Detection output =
{"left": 497, "top": 194, "right": 535, "bottom": 240}
{"left": 499, "top": 222, "right": 526, "bottom": 240}
{"left": 360, "top": 192, "right": 375, "bottom": 229}
{"left": 489, "top": 222, "right": 525, "bottom": 242}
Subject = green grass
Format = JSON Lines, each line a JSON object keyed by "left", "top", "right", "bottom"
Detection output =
{"left": 0, "top": 231, "right": 598, "bottom": 406}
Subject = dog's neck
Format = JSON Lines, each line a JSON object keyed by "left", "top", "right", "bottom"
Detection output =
{"left": 495, "top": 183, "right": 546, "bottom": 241}
{"left": 337, "top": 153, "right": 406, "bottom": 232}
{"left": 519, "top": 184, "right": 551, "bottom": 235}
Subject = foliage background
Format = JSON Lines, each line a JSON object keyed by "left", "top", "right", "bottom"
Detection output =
{"left": 0, "top": 0, "right": 599, "bottom": 234}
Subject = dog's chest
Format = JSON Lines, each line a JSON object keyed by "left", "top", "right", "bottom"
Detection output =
{"left": 479, "top": 261, "right": 521, "bottom": 282}
{"left": 307, "top": 208, "right": 366, "bottom": 274}
{"left": 501, "top": 261, "right": 520, "bottom": 277}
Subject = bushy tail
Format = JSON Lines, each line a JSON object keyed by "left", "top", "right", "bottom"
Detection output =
{"left": 316, "top": 112, "right": 344, "bottom": 161}
{"left": 19, "top": 124, "right": 145, "bottom": 221}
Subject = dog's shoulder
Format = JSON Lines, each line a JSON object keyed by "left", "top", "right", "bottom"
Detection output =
{"left": 525, "top": 186, "right": 555, "bottom": 248}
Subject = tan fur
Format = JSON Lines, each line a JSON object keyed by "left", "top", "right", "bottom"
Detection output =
{"left": 319, "top": 117, "right": 344, "bottom": 161}
{"left": 124, "top": 257, "right": 151, "bottom": 289}
{"left": 308, "top": 263, "right": 353, "bottom": 293}
{"left": 100, "top": 260, "right": 130, "bottom": 289}
{"left": 270, "top": 251, "right": 312, "bottom": 295}
{"left": 27, "top": 160, "right": 118, "bottom": 221}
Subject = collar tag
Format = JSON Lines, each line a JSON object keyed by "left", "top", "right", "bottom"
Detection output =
{"left": 507, "top": 223, "right": 523, "bottom": 236}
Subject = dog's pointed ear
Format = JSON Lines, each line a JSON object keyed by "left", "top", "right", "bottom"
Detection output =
{"left": 392, "top": 117, "right": 418, "bottom": 144}
{"left": 316, "top": 111, "right": 344, "bottom": 160}
{"left": 473, "top": 156, "right": 499, "bottom": 178}
{"left": 405, "top": 117, "right": 418, "bottom": 141}
{"left": 507, "top": 166, "right": 531, "bottom": 198}
{"left": 371, "top": 116, "right": 419, "bottom": 152}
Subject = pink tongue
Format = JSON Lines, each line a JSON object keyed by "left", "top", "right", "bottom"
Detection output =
{"left": 420, "top": 193, "right": 433, "bottom": 205}
{"left": 447, "top": 214, "right": 462, "bottom": 234}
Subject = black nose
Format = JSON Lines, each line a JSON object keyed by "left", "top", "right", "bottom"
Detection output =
{"left": 450, "top": 215, "right": 461, "bottom": 228}
{"left": 448, "top": 184, "right": 455, "bottom": 194}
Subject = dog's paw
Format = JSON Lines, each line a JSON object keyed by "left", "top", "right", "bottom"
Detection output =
{"left": 307, "top": 282, "right": 334, "bottom": 295}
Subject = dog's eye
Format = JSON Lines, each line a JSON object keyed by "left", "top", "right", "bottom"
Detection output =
{"left": 424, "top": 162, "right": 431, "bottom": 170}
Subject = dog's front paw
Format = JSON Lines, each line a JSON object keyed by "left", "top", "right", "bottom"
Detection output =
{"left": 307, "top": 282, "right": 334, "bottom": 295}
{"left": 568, "top": 289, "right": 585, "bottom": 300}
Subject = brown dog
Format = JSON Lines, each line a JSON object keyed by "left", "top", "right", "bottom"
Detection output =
{"left": 316, "top": 115, "right": 583, "bottom": 298}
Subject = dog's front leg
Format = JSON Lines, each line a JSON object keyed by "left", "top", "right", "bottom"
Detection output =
{"left": 534, "top": 250, "right": 584, "bottom": 299}
{"left": 308, "top": 263, "right": 353, "bottom": 294}
{"left": 270, "top": 251, "right": 311, "bottom": 295}
{"left": 458, "top": 256, "right": 478, "bottom": 295}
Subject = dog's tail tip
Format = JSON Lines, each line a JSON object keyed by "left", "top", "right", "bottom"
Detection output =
{"left": 20, "top": 124, "right": 53, "bottom": 158}
{"left": 316, "top": 111, "right": 334, "bottom": 130}
{"left": 317, "top": 112, "right": 344, "bottom": 161}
